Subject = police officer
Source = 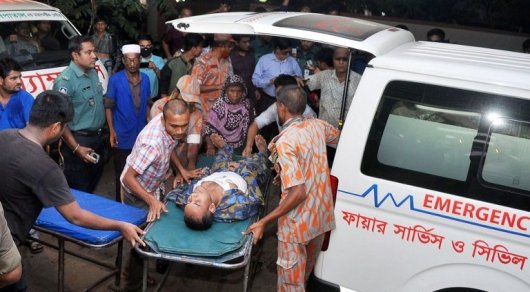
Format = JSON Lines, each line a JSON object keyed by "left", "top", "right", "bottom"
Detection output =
{"left": 53, "top": 35, "right": 105, "bottom": 193}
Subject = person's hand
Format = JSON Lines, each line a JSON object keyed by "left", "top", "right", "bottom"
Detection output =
{"left": 255, "top": 89, "right": 261, "bottom": 101}
{"left": 272, "top": 162, "right": 282, "bottom": 185}
{"left": 109, "top": 130, "right": 118, "bottom": 148}
{"left": 75, "top": 145, "right": 98, "bottom": 164}
{"left": 147, "top": 199, "right": 168, "bottom": 222}
{"left": 180, "top": 168, "right": 203, "bottom": 183}
{"left": 245, "top": 220, "right": 266, "bottom": 244}
{"left": 173, "top": 173, "right": 184, "bottom": 188}
{"left": 242, "top": 145, "right": 253, "bottom": 157}
{"left": 119, "top": 222, "right": 145, "bottom": 247}
{"left": 206, "top": 145, "right": 215, "bottom": 156}
{"left": 8, "top": 34, "right": 17, "bottom": 43}
{"left": 295, "top": 76, "right": 305, "bottom": 87}
{"left": 148, "top": 61, "right": 156, "bottom": 70}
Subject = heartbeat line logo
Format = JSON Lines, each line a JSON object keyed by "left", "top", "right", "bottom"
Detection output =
{"left": 339, "top": 183, "right": 415, "bottom": 209}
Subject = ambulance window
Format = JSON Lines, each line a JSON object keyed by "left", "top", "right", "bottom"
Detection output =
{"left": 362, "top": 80, "right": 530, "bottom": 211}
{"left": 482, "top": 119, "right": 530, "bottom": 192}
{"left": 377, "top": 102, "right": 479, "bottom": 181}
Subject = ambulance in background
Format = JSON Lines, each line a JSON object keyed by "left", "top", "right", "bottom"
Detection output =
{"left": 0, "top": 0, "right": 108, "bottom": 96}
{"left": 170, "top": 12, "right": 530, "bottom": 292}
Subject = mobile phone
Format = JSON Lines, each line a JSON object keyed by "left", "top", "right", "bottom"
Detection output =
{"left": 140, "top": 62, "right": 149, "bottom": 68}
{"left": 88, "top": 152, "right": 100, "bottom": 163}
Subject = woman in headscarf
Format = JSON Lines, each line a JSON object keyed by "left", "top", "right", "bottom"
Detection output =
{"left": 204, "top": 74, "right": 255, "bottom": 155}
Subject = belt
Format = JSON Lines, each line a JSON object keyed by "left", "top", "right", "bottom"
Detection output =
{"left": 72, "top": 128, "right": 103, "bottom": 136}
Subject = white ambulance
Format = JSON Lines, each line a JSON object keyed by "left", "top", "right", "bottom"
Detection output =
{"left": 170, "top": 12, "right": 530, "bottom": 292}
{"left": 0, "top": 0, "right": 108, "bottom": 96}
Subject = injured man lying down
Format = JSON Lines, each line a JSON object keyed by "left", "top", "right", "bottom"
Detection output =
{"left": 169, "top": 133, "right": 269, "bottom": 230}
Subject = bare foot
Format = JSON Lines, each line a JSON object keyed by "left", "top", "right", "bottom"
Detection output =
{"left": 210, "top": 133, "right": 226, "bottom": 149}
{"left": 255, "top": 135, "right": 268, "bottom": 153}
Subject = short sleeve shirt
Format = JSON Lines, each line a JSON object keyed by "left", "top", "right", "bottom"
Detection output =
{"left": 273, "top": 118, "right": 340, "bottom": 243}
{"left": 53, "top": 61, "right": 105, "bottom": 131}
{"left": 306, "top": 69, "right": 361, "bottom": 128}
{"left": 0, "top": 130, "right": 75, "bottom": 245}
{"left": 140, "top": 54, "right": 166, "bottom": 99}
{"left": 254, "top": 103, "right": 317, "bottom": 131}
{"left": 0, "top": 202, "right": 20, "bottom": 275}
{"left": 0, "top": 90, "right": 34, "bottom": 130}
{"left": 120, "top": 114, "right": 177, "bottom": 194}
{"left": 191, "top": 52, "right": 233, "bottom": 113}
{"left": 106, "top": 70, "right": 150, "bottom": 150}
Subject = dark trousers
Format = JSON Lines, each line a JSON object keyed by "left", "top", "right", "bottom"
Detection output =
{"left": 61, "top": 132, "right": 105, "bottom": 193}
{"left": 114, "top": 149, "right": 131, "bottom": 202}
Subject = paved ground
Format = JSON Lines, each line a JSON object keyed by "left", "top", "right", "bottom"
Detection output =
{"left": 26, "top": 159, "right": 280, "bottom": 292}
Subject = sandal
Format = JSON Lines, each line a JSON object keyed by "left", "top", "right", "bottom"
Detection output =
{"left": 28, "top": 240, "right": 44, "bottom": 254}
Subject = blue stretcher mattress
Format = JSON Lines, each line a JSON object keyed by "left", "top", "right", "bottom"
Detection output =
{"left": 35, "top": 189, "right": 147, "bottom": 245}
{"left": 145, "top": 203, "right": 252, "bottom": 257}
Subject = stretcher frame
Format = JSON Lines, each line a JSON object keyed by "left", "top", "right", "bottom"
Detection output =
{"left": 30, "top": 189, "right": 147, "bottom": 292}
{"left": 135, "top": 168, "right": 272, "bottom": 292}
{"left": 30, "top": 226, "right": 125, "bottom": 292}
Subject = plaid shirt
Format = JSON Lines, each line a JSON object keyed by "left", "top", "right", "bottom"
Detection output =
{"left": 121, "top": 113, "right": 177, "bottom": 194}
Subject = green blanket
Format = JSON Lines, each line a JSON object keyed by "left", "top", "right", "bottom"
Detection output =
{"left": 145, "top": 203, "right": 253, "bottom": 257}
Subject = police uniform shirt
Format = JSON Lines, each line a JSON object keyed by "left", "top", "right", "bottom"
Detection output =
{"left": 53, "top": 61, "right": 105, "bottom": 131}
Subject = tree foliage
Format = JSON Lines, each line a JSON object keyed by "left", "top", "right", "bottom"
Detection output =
{"left": 278, "top": 0, "right": 530, "bottom": 33}
{"left": 38, "top": 0, "right": 146, "bottom": 44}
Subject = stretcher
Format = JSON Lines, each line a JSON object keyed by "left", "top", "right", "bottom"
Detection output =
{"left": 32, "top": 189, "right": 147, "bottom": 292}
{"left": 134, "top": 154, "right": 271, "bottom": 292}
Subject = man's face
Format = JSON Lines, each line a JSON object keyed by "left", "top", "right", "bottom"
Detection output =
{"left": 184, "top": 186, "right": 214, "bottom": 221}
{"left": 180, "top": 8, "right": 192, "bottom": 18}
{"left": 192, "top": 45, "right": 203, "bottom": 58}
{"left": 235, "top": 37, "right": 251, "bottom": 52}
{"left": 95, "top": 21, "right": 107, "bottom": 33}
{"left": 163, "top": 110, "right": 189, "bottom": 141}
{"left": 15, "top": 23, "right": 31, "bottom": 39}
{"left": 139, "top": 40, "right": 153, "bottom": 57}
{"left": 333, "top": 47, "right": 349, "bottom": 74}
{"left": 300, "top": 40, "right": 314, "bottom": 52}
{"left": 37, "top": 21, "right": 51, "bottom": 33}
{"left": 220, "top": 42, "right": 234, "bottom": 59}
{"left": 276, "top": 102, "right": 287, "bottom": 125}
{"left": 72, "top": 41, "right": 97, "bottom": 70}
{"left": 122, "top": 53, "right": 140, "bottom": 73}
{"left": 274, "top": 47, "right": 291, "bottom": 61}
{"left": 0, "top": 70, "right": 22, "bottom": 94}
{"left": 48, "top": 123, "right": 67, "bottom": 144}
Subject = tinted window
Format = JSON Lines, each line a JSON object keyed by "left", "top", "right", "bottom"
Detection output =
{"left": 274, "top": 15, "right": 387, "bottom": 41}
{"left": 362, "top": 81, "right": 530, "bottom": 211}
{"left": 0, "top": 20, "right": 76, "bottom": 70}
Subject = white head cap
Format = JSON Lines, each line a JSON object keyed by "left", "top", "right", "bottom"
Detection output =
{"left": 121, "top": 44, "right": 141, "bottom": 54}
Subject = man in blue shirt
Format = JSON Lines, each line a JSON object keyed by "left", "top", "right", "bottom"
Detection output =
{"left": 105, "top": 44, "right": 150, "bottom": 201}
{"left": 138, "top": 35, "right": 165, "bottom": 100}
{"left": 252, "top": 37, "right": 302, "bottom": 114}
{"left": 0, "top": 57, "right": 34, "bottom": 131}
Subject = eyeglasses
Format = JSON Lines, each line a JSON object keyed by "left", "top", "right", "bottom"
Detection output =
{"left": 123, "top": 57, "right": 140, "bottom": 63}
{"left": 334, "top": 57, "right": 349, "bottom": 62}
